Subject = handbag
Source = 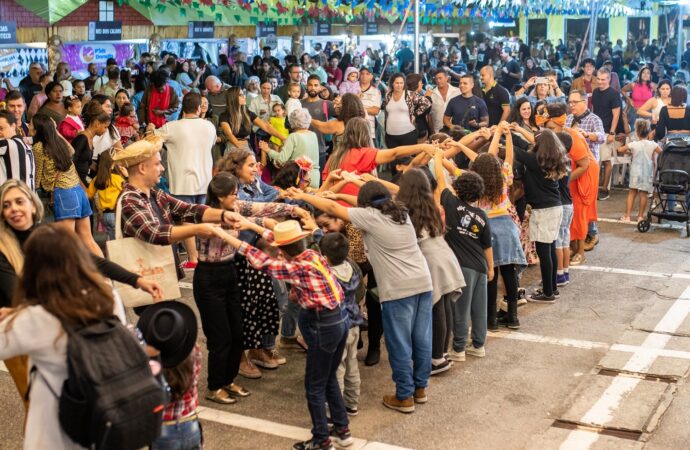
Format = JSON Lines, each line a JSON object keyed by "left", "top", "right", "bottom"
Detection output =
{"left": 105, "top": 196, "right": 181, "bottom": 307}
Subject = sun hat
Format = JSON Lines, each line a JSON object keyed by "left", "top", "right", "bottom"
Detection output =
{"left": 136, "top": 301, "right": 198, "bottom": 368}
{"left": 112, "top": 134, "right": 164, "bottom": 168}
{"left": 271, "top": 220, "right": 311, "bottom": 247}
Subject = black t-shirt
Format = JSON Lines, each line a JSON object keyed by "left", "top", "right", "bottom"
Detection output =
{"left": 514, "top": 148, "right": 562, "bottom": 210}
{"left": 219, "top": 109, "right": 257, "bottom": 140}
{"left": 441, "top": 189, "right": 492, "bottom": 274}
{"left": 482, "top": 83, "right": 511, "bottom": 126}
{"left": 592, "top": 87, "right": 621, "bottom": 132}
{"left": 476, "top": 49, "right": 491, "bottom": 68}
{"left": 71, "top": 134, "right": 92, "bottom": 185}
{"left": 500, "top": 59, "right": 521, "bottom": 91}
{"left": 558, "top": 172, "right": 572, "bottom": 206}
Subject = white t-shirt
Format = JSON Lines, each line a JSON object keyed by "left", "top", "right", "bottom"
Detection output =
{"left": 348, "top": 207, "right": 432, "bottom": 302}
{"left": 431, "top": 85, "right": 461, "bottom": 133}
{"left": 360, "top": 85, "right": 382, "bottom": 138}
{"left": 92, "top": 128, "right": 122, "bottom": 161}
{"left": 156, "top": 117, "right": 216, "bottom": 196}
{"left": 629, "top": 139, "right": 657, "bottom": 163}
{"left": 385, "top": 95, "right": 416, "bottom": 136}
{"left": 285, "top": 98, "right": 302, "bottom": 118}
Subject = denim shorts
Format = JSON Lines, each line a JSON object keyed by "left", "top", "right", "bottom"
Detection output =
{"left": 52, "top": 186, "right": 92, "bottom": 220}
{"left": 488, "top": 215, "right": 527, "bottom": 267}
{"left": 556, "top": 204, "right": 574, "bottom": 248}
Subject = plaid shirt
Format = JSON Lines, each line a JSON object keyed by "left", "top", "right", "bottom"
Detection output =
{"left": 120, "top": 182, "right": 208, "bottom": 245}
{"left": 237, "top": 235, "right": 344, "bottom": 311}
{"left": 162, "top": 345, "right": 202, "bottom": 422}
{"left": 566, "top": 111, "right": 606, "bottom": 161}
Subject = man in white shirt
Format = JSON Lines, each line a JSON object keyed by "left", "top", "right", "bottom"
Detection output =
{"left": 428, "top": 69, "right": 460, "bottom": 134}
{"left": 148, "top": 92, "right": 216, "bottom": 268}
{"left": 359, "top": 66, "right": 381, "bottom": 141}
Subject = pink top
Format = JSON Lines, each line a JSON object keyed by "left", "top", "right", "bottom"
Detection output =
{"left": 631, "top": 83, "right": 654, "bottom": 109}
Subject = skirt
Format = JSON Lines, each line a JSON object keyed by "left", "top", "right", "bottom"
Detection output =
{"left": 236, "top": 255, "right": 279, "bottom": 349}
{"left": 529, "top": 205, "right": 564, "bottom": 243}
{"left": 488, "top": 214, "right": 527, "bottom": 267}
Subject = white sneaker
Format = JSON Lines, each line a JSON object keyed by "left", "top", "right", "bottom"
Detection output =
{"left": 465, "top": 344, "right": 486, "bottom": 358}
{"left": 447, "top": 349, "right": 466, "bottom": 362}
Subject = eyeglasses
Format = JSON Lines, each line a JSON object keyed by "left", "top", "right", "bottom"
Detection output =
{"left": 568, "top": 100, "right": 585, "bottom": 105}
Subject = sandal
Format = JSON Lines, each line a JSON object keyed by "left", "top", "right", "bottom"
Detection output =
{"left": 570, "top": 253, "right": 586, "bottom": 266}
{"left": 636, "top": 216, "right": 645, "bottom": 223}
{"left": 619, "top": 216, "right": 631, "bottom": 222}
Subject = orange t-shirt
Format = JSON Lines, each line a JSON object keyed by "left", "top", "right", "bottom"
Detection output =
{"left": 322, "top": 147, "right": 378, "bottom": 201}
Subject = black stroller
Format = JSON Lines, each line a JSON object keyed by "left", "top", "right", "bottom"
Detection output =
{"left": 638, "top": 137, "right": 690, "bottom": 236}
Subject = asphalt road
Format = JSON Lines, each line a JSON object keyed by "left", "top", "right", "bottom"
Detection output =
{"left": 1, "top": 188, "right": 689, "bottom": 450}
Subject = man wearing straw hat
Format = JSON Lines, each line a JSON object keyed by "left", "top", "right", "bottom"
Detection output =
{"left": 113, "top": 134, "right": 242, "bottom": 280}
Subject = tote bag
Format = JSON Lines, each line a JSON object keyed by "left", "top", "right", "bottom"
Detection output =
{"left": 106, "top": 196, "right": 181, "bottom": 307}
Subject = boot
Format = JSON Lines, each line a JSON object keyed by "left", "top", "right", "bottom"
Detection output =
{"left": 498, "top": 300, "right": 520, "bottom": 330}
{"left": 487, "top": 296, "right": 498, "bottom": 331}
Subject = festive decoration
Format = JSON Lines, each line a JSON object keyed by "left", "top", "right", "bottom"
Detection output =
{"left": 47, "top": 35, "right": 64, "bottom": 74}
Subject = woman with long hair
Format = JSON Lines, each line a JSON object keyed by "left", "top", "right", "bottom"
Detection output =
{"left": 655, "top": 84, "right": 690, "bottom": 140}
{"left": 396, "top": 168, "right": 465, "bottom": 374}
{"left": 37, "top": 81, "right": 66, "bottom": 124}
{"left": 72, "top": 108, "right": 112, "bottom": 185}
{"left": 222, "top": 86, "right": 286, "bottom": 151}
{"left": 636, "top": 79, "right": 672, "bottom": 125}
{"left": 508, "top": 96, "right": 538, "bottom": 145}
{"left": 113, "top": 88, "right": 131, "bottom": 114}
{"left": 88, "top": 95, "right": 123, "bottom": 160}
{"left": 176, "top": 59, "right": 202, "bottom": 95}
{"left": 289, "top": 181, "right": 434, "bottom": 413}
{"left": 310, "top": 92, "right": 366, "bottom": 151}
{"left": 31, "top": 113, "right": 103, "bottom": 257}
{"left": 383, "top": 73, "right": 432, "bottom": 149}
{"left": 623, "top": 65, "right": 656, "bottom": 109}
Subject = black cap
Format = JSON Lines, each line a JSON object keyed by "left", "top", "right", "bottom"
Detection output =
{"left": 359, "top": 66, "right": 374, "bottom": 74}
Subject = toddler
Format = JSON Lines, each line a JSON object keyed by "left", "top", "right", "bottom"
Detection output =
{"left": 57, "top": 95, "right": 84, "bottom": 143}
{"left": 285, "top": 82, "right": 303, "bottom": 118}
{"left": 86, "top": 150, "right": 125, "bottom": 240}
{"left": 115, "top": 103, "right": 140, "bottom": 146}
{"left": 269, "top": 103, "right": 289, "bottom": 149}
{"left": 618, "top": 119, "right": 662, "bottom": 222}
{"left": 339, "top": 67, "right": 361, "bottom": 96}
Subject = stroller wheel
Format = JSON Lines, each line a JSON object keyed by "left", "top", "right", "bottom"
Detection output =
{"left": 637, "top": 219, "right": 651, "bottom": 233}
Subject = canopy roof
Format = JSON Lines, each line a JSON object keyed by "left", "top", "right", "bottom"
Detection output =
{"left": 15, "top": 0, "right": 667, "bottom": 26}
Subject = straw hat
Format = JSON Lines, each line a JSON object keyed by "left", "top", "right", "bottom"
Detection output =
{"left": 112, "top": 134, "right": 164, "bottom": 168}
{"left": 271, "top": 220, "right": 311, "bottom": 247}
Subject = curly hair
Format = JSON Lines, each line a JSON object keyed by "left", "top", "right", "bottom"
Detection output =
{"left": 470, "top": 153, "right": 504, "bottom": 205}
{"left": 533, "top": 129, "right": 569, "bottom": 180}
{"left": 339, "top": 93, "right": 366, "bottom": 125}
{"left": 357, "top": 181, "right": 408, "bottom": 225}
{"left": 272, "top": 161, "right": 301, "bottom": 190}
{"left": 452, "top": 170, "right": 485, "bottom": 203}
{"left": 396, "top": 168, "right": 443, "bottom": 238}
{"left": 216, "top": 148, "right": 254, "bottom": 177}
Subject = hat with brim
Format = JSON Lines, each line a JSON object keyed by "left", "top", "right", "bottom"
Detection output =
{"left": 112, "top": 134, "right": 164, "bottom": 168}
{"left": 271, "top": 220, "right": 311, "bottom": 247}
{"left": 136, "top": 301, "right": 198, "bottom": 368}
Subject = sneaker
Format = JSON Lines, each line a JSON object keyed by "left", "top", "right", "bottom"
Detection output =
{"left": 329, "top": 427, "right": 354, "bottom": 447}
{"left": 598, "top": 189, "right": 610, "bottom": 201}
{"left": 239, "top": 353, "right": 262, "bottom": 379}
{"left": 565, "top": 272, "right": 570, "bottom": 283}
{"left": 570, "top": 253, "right": 586, "bottom": 266}
{"left": 517, "top": 297, "right": 527, "bottom": 306}
{"left": 205, "top": 388, "right": 237, "bottom": 404}
{"left": 487, "top": 318, "right": 499, "bottom": 331}
{"left": 430, "top": 359, "right": 452, "bottom": 375}
{"left": 280, "top": 336, "right": 307, "bottom": 351}
{"left": 556, "top": 274, "right": 569, "bottom": 287}
{"left": 447, "top": 349, "right": 466, "bottom": 362}
{"left": 498, "top": 315, "right": 520, "bottom": 330}
{"left": 248, "top": 349, "right": 278, "bottom": 369}
{"left": 183, "top": 260, "right": 198, "bottom": 270}
{"left": 268, "top": 348, "right": 287, "bottom": 365}
{"left": 532, "top": 288, "right": 560, "bottom": 299}
{"left": 584, "top": 234, "right": 599, "bottom": 252}
{"left": 528, "top": 292, "right": 556, "bottom": 303}
{"left": 413, "top": 387, "right": 428, "bottom": 404}
{"left": 465, "top": 344, "right": 486, "bottom": 358}
{"left": 293, "top": 438, "right": 335, "bottom": 450}
{"left": 345, "top": 406, "right": 359, "bottom": 416}
{"left": 382, "top": 394, "right": 415, "bottom": 413}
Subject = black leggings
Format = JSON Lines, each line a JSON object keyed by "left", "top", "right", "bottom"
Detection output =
{"left": 487, "top": 264, "right": 519, "bottom": 323}
{"left": 385, "top": 129, "right": 418, "bottom": 149}
{"left": 535, "top": 242, "right": 558, "bottom": 297}
{"left": 432, "top": 294, "right": 454, "bottom": 359}
{"left": 359, "top": 263, "right": 383, "bottom": 352}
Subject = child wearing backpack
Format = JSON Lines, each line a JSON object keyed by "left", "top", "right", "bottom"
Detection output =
{"left": 210, "top": 219, "right": 352, "bottom": 450}
{"left": 137, "top": 302, "right": 202, "bottom": 450}
{"left": 319, "top": 232, "right": 364, "bottom": 416}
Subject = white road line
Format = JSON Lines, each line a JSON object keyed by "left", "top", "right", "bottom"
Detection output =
{"left": 179, "top": 281, "right": 193, "bottom": 289}
{"left": 570, "top": 265, "right": 690, "bottom": 280}
{"left": 558, "top": 284, "right": 690, "bottom": 449}
{"left": 490, "top": 330, "right": 609, "bottom": 350}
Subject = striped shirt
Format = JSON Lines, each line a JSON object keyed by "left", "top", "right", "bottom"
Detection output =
{"left": 0, "top": 136, "right": 35, "bottom": 191}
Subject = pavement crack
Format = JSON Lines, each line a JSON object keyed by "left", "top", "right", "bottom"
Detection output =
{"left": 635, "top": 286, "right": 679, "bottom": 300}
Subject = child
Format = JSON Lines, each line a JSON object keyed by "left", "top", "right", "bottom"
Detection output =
{"left": 86, "top": 150, "right": 125, "bottom": 240}
{"left": 269, "top": 103, "right": 289, "bottom": 150}
{"left": 137, "top": 302, "right": 203, "bottom": 450}
{"left": 285, "top": 82, "right": 303, "bottom": 118}
{"left": 434, "top": 153, "right": 493, "bottom": 362}
{"left": 115, "top": 103, "right": 140, "bottom": 146}
{"left": 618, "top": 119, "right": 661, "bottom": 222}
{"left": 339, "top": 67, "right": 361, "bottom": 96}
{"left": 211, "top": 219, "right": 352, "bottom": 450}
{"left": 555, "top": 132, "right": 574, "bottom": 287}
{"left": 320, "top": 232, "right": 363, "bottom": 416}
{"left": 57, "top": 95, "right": 84, "bottom": 143}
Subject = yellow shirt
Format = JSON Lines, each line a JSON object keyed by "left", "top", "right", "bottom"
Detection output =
{"left": 33, "top": 142, "right": 81, "bottom": 191}
{"left": 269, "top": 116, "right": 289, "bottom": 147}
{"left": 86, "top": 173, "right": 125, "bottom": 212}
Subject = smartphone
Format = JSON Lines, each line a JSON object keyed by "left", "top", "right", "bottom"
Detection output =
{"left": 535, "top": 77, "right": 549, "bottom": 85}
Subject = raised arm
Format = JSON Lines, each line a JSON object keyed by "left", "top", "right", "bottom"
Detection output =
{"left": 433, "top": 151, "right": 447, "bottom": 205}
{"left": 374, "top": 143, "right": 435, "bottom": 165}
{"left": 254, "top": 117, "right": 287, "bottom": 142}
{"left": 311, "top": 119, "right": 344, "bottom": 135}
{"left": 288, "top": 189, "right": 351, "bottom": 222}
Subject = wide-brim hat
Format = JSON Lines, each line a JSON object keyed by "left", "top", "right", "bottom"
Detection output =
{"left": 271, "top": 220, "right": 310, "bottom": 247}
{"left": 112, "top": 134, "right": 164, "bottom": 168}
{"left": 136, "top": 301, "right": 198, "bottom": 368}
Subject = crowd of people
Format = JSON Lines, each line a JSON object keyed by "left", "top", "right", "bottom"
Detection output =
{"left": 0, "top": 27, "right": 683, "bottom": 450}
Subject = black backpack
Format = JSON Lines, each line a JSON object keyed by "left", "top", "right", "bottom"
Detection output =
{"left": 39, "top": 316, "right": 165, "bottom": 450}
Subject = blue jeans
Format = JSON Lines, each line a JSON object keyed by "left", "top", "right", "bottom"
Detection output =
{"left": 588, "top": 221, "right": 598, "bottom": 237}
{"left": 298, "top": 306, "right": 349, "bottom": 441}
{"left": 381, "top": 291, "right": 433, "bottom": 400}
{"left": 454, "top": 267, "right": 488, "bottom": 351}
{"left": 102, "top": 212, "right": 116, "bottom": 241}
{"left": 151, "top": 420, "right": 202, "bottom": 450}
{"left": 262, "top": 278, "right": 294, "bottom": 349}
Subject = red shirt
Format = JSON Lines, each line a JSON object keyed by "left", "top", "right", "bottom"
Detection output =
{"left": 162, "top": 345, "right": 201, "bottom": 421}
{"left": 322, "top": 147, "right": 378, "bottom": 201}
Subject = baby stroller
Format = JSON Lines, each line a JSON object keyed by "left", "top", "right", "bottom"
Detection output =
{"left": 638, "top": 137, "right": 690, "bottom": 236}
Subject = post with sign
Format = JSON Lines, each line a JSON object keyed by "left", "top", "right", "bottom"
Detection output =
{"left": 188, "top": 21, "right": 215, "bottom": 39}
{"left": 0, "top": 21, "right": 17, "bottom": 45}
{"left": 365, "top": 21, "right": 378, "bottom": 35}
{"left": 88, "top": 21, "right": 123, "bottom": 41}
{"left": 315, "top": 23, "right": 332, "bottom": 36}
{"left": 257, "top": 21, "right": 278, "bottom": 50}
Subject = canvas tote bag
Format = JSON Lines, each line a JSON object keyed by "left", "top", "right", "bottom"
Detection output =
{"left": 106, "top": 195, "right": 181, "bottom": 307}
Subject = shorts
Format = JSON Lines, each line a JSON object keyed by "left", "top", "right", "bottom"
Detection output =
{"left": 555, "top": 204, "right": 574, "bottom": 248}
{"left": 599, "top": 140, "right": 621, "bottom": 163}
{"left": 529, "top": 205, "right": 563, "bottom": 243}
{"left": 488, "top": 215, "right": 527, "bottom": 267}
{"left": 52, "top": 186, "right": 92, "bottom": 221}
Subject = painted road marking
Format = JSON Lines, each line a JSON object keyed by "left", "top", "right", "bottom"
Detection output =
{"left": 570, "top": 265, "right": 690, "bottom": 280}
{"left": 558, "top": 284, "right": 690, "bottom": 449}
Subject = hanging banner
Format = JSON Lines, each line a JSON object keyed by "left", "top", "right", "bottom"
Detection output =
{"left": 315, "top": 23, "right": 332, "bottom": 36}
{"left": 0, "top": 21, "right": 17, "bottom": 45}
{"left": 365, "top": 22, "right": 378, "bottom": 35}
{"left": 188, "top": 21, "right": 214, "bottom": 39}
{"left": 257, "top": 21, "right": 278, "bottom": 38}
{"left": 88, "top": 21, "right": 123, "bottom": 41}
{"left": 62, "top": 43, "right": 134, "bottom": 72}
